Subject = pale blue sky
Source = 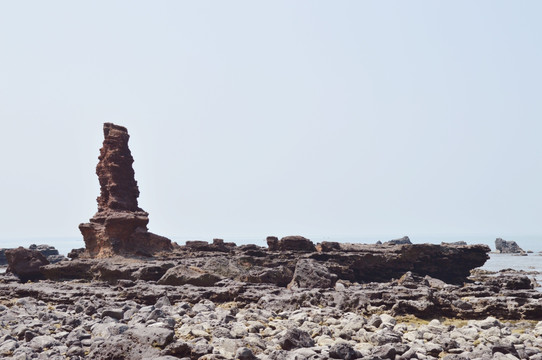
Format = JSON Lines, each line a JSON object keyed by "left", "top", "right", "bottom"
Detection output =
{"left": 1, "top": 2, "right": 541, "bottom": 246}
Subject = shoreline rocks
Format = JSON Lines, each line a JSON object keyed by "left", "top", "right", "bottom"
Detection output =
{"left": 0, "top": 276, "right": 541, "bottom": 359}
{"left": 1, "top": 240, "right": 540, "bottom": 359}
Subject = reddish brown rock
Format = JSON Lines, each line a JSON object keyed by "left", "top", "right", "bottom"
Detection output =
{"left": 79, "top": 123, "right": 173, "bottom": 258}
{"left": 267, "top": 235, "right": 316, "bottom": 252}
{"left": 5, "top": 247, "right": 50, "bottom": 282}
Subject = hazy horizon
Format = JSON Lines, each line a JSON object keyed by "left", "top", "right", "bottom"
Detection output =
{"left": 1, "top": 2, "right": 541, "bottom": 246}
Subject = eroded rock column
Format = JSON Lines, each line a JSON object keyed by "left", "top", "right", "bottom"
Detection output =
{"left": 79, "top": 123, "right": 173, "bottom": 258}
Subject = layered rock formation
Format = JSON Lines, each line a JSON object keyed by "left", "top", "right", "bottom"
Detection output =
{"left": 79, "top": 123, "right": 173, "bottom": 258}
{"left": 495, "top": 237, "right": 524, "bottom": 254}
{"left": 43, "top": 237, "right": 489, "bottom": 286}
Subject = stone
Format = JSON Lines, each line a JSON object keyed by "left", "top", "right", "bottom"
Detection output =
{"left": 309, "top": 242, "right": 489, "bottom": 284}
{"left": 102, "top": 308, "right": 125, "bottom": 320}
{"left": 495, "top": 238, "right": 524, "bottom": 254}
{"left": 0, "top": 340, "right": 17, "bottom": 356}
{"left": 126, "top": 326, "right": 175, "bottom": 348}
{"left": 492, "top": 342, "right": 520, "bottom": 358}
{"left": 28, "top": 244, "right": 59, "bottom": 257}
{"left": 370, "top": 329, "right": 402, "bottom": 345}
{"left": 235, "top": 347, "right": 257, "bottom": 360}
{"left": 268, "top": 235, "right": 316, "bottom": 252}
{"left": 384, "top": 236, "right": 412, "bottom": 245}
{"left": 28, "top": 335, "right": 59, "bottom": 351}
{"left": 287, "top": 259, "right": 338, "bottom": 289}
{"left": 372, "top": 344, "right": 397, "bottom": 359}
{"left": 329, "top": 343, "right": 361, "bottom": 359}
{"left": 5, "top": 247, "right": 49, "bottom": 282}
{"left": 157, "top": 265, "right": 222, "bottom": 286}
{"left": 278, "top": 328, "right": 315, "bottom": 350}
{"left": 79, "top": 123, "right": 174, "bottom": 258}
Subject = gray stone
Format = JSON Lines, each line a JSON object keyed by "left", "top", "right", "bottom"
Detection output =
{"left": 126, "top": 326, "right": 174, "bottom": 348}
{"left": 372, "top": 344, "right": 397, "bottom": 359}
{"left": 278, "top": 328, "right": 315, "bottom": 350}
{"left": 0, "top": 340, "right": 18, "bottom": 356}
{"left": 28, "top": 335, "right": 59, "bottom": 351}
{"left": 329, "top": 343, "right": 360, "bottom": 359}
{"left": 288, "top": 259, "right": 338, "bottom": 289}
{"left": 236, "top": 347, "right": 258, "bottom": 360}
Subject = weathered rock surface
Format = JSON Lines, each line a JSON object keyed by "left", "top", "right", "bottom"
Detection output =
{"left": 495, "top": 237, "right": 524, "bottom": 253}
{"left": 313, "top": 241, "right": 489, "bottom": 284}
{"left": 0, "top": 244, "right": 64, "bottom": 265}
{"left": 79, "top": 123, "right": 174, "bottom": 258}
{"left": 267, "top": 235, "right": 316, "bottom": 252}
{"left": 5, "top": 247, "right": 50, "bottom": 282}
{"left": 287, "top": 258, "right": 338, "bottom": 289}
{"left": 158, "top": 265, "right": 222, "bottom": 286}
{"left": 39, "top": 239, "right": 489, "bottom": 288}
{"left": 0, "top": 269, "right": 542, "bottom": 359}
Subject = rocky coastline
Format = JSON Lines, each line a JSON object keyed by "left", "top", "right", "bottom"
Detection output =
{"left": 1, "top": 123, "right": 541, "bottom": 359}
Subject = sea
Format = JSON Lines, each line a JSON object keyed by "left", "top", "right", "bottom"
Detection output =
{"left": 1, "top": 235, "right": 541, "bottom": 281}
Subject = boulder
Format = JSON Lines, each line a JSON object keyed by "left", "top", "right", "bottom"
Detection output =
{"left": 1, "top": 244, "right": 63, "bottom": 265}
{"left": 183, "top": 239, "right": 235, "bottom": 252}
{"left": 41, "top": 260, "right": 94, "bottom": 280}
{"left": 309, "top": 242, "right": 490, "bottom": 284}
{"left": 267, "top": 235, "right": 316, "bottom": 252}
{"left": 287, "top": 258, "right": 338, "bottom": 289}
{"left": 5, "top": 247, "right": 50, "bottom": 282}
{"left": 79, "top": 123, "right": 174, "bottom": 258}
{"left": 495, "top": 238, "right": 524, "bottom": 253}
{"left": 28, "top": 244, "right": 58, "bottom": 257}
{"left": 277, "top": 328, "right": 315, "bottom": 350}
{"left": 329, "top": 343, "right": 361, "bottom": 359}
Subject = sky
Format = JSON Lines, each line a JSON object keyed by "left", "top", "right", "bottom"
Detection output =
{"left": 0, "top": 1, "right": 541, "bottom": 248}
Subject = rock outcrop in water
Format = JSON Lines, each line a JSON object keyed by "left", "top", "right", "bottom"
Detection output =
{"left": 79, "top": 123, "right": 173, "bottom": 258}
{"left": 495, "top": 237, "right": 524, "bottom": 254}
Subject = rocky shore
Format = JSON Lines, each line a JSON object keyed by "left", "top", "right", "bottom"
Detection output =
{"left": 2, "top": 123, "right": 540, "bottom": 359}
{"left": 1, "top": 266, "right": 541, "bottom": 360}
{"left": 1, "top": 239, "right": 542, "bottom": 360}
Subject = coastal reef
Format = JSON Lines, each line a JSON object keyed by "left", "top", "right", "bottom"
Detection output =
{"left": 78, "top": 123, "right": 174, "bottom": 258}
